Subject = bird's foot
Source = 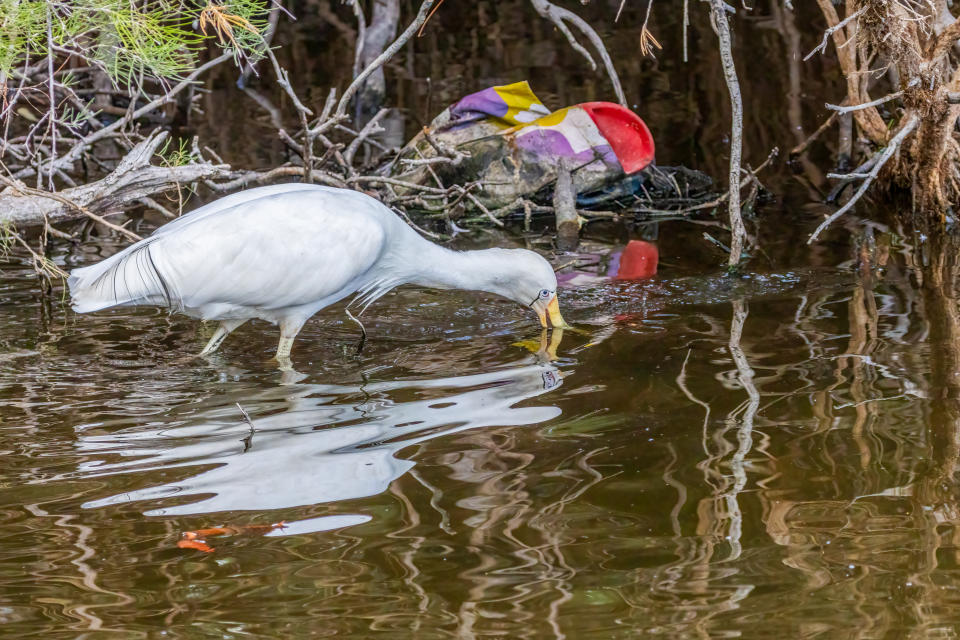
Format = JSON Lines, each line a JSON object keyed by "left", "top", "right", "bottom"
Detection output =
{"left": 272, "top": 353, "right": 295, "bottom": 372}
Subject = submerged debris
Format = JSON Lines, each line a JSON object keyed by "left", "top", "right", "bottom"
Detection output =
{"left": 177, "top": 522, "right": 287, "bottom": 553}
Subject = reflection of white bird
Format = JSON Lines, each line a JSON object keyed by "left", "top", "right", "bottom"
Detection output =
{"left": 78, "top": 355, "right": 563, "bottom": 517}
{"left": 69, "top": 184, "right": 567, "bottom": 360}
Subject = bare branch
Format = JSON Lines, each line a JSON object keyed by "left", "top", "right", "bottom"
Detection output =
{"left": 826, "top": 90, "right": 904, "bottom": 114}
{"left": 0, "top": 173, "right": 143, "bottom": 242}
{"left": 343, "top": 108, "right": 388, "bottom": 168}
{"left": 808, "top": 114, "right": 919, "bottom": 244}
{"left": 804, "top": 7, "right": 866, "bottom": 61}
{"left": 528, "top": 0, "right": 627, "bottom": 106}
{"left": 14, "top": 52, "right": 233, "bottom": 181}
{"left": 347, "top": 0, "right": 367, "bottom": 78}
{"left": 708, "top": 0, "right": 746, "bottom": 268}
{"left": 334, "top": 0, "right": 437, "bottom": 119}
{"left": 0, "top": 132, "right": 229, "bottom": 234}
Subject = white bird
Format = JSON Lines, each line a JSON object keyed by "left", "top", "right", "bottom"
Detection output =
{"left": 69, "top": 184, "right": 568, "bottom": 360}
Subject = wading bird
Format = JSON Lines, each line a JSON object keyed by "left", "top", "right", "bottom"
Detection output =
{"left": 69, "top": 184, "right": 567, "bottom": 360}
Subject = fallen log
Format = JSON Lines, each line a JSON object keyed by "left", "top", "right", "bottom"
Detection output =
{"left": 0, "top": 131, "right": 231, "bottom": 233}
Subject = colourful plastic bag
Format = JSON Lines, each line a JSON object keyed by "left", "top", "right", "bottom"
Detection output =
{"left": 389, "top": 82, "right": 656, "bottom": 209}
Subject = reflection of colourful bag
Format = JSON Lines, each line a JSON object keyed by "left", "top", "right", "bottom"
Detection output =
{"left": 391, "top": 82, "right": 656, "bottom": 209}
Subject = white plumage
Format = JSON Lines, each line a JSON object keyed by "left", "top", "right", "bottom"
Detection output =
{"left": 69, "top": 184, "right": 567, "bottom": 360}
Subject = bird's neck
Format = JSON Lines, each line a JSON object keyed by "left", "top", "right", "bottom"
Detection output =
{"left": 406, "top": 243, "right": 496, "bottom": 292}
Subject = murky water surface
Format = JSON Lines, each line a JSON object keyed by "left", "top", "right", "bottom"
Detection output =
{"left": 6, "top": 3, "right": 960, "bottom": 638}
{"left": 7, "top": 221, "right": 960, "bottom": 638}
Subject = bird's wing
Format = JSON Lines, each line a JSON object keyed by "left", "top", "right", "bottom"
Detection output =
{"left": 71, "top": 187, "right": 391, "bottom": 316}
{"left": 151, "top": 183, "right": 332, "bottom": 238}
{"left": 151, "top": 189, "right": 390, "bottom": 314}
{"left": 68, "top": 184, "right": 334, "bottom": 312}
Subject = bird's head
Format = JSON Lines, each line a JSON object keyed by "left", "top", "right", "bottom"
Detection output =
{"left": 475, "top": 248, "right": 569, "bottom": 329}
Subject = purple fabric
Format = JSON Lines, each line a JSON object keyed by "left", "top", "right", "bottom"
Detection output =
{"left": 606, "top": 250, "right": 623, "bottom": 278}
{"left": 449, "top": 87, "right": 509, "bottom": 122}
{"left": 514, "top": 129, "right": 620, "bottom": 168}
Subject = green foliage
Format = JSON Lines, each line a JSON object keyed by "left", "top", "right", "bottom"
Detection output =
{"left": 0, "top": 220, "right": 15, "bottom": 257}
{"left": 157, "top": 136, "right": 195, "bottom": 167}
{"left": 0, "top": 0, "right": 47, "bottom": 78}
{"left": 64, "top": 0, "right": 201, "bottom": 88}
{"left": 0, "top": 0, "right": 271, "bottom": 86}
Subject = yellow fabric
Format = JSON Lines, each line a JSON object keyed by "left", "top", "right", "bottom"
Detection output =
{"left": 492, "top": 81, "right": 549, "bottom": 125}
{"left": 518, "top": 106, "right": 571, "bottom": 129}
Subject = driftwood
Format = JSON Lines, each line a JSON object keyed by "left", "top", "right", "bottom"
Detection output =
{"left": 0, "top": 132, "right": 230, "bottom": 233}
{"left": 1, "top": 0, "right": 740, "bottom": 295}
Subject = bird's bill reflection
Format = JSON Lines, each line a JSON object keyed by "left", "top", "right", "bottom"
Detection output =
{"left": 535, "top": 295, "right": 570, "bottom": 329}
{"left": 541, "top": 327, "right": 564, "bottom": 361}
{"left": 514, "top": 327, "right": 564, "bottom": 362}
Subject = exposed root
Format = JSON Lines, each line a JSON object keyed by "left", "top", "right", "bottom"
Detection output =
{"left": 805, "top": 2, "right": 960, "bottom": 232}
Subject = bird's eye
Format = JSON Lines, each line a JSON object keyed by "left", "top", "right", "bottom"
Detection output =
{"left": 539, "top": 289, "right": 552, "bottom": 299}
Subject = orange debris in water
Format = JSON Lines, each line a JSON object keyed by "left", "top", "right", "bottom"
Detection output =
{"left": 177, "top": 539, "right": 214, "bottom": 553}
{"left": 177, "top": 521, "right": 286, "bottom": 553}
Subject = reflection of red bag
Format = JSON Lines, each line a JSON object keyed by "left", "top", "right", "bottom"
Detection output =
{"left": 612, "top": 240, "right": 658, "bottom": 280}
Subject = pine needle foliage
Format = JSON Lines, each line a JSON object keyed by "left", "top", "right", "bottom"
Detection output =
{"left": 0, "top": 0, "right": 46, "bottom": 78}
{"left": 0, "top": 0, "right": 270, "bottom": 85}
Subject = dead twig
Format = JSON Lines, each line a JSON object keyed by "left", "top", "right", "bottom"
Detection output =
{"left": 826, "top": 90, "right": 905, "bottom": 114}
{"left": 0, "top": 174, "right": 142, "bottom": 241}
{"left": 334, "top": 0, "right": 437, "bottom": 119}
{"left": 528, "top": 0, "right": 627, "bottom": 106}
{"left": 789, "top": 110, "right": 838, "bottom": 158}
{"left": 15, "top": 52, "right": 233, "bottom": 181}
{"left": 804, "top": 7, "right": 866, "bottom": 61}
{"left": 343, "top": 108, "right": 388, "bottom": 168}
{"left": 808, "top": 114, "right": 919, "bottom": 244}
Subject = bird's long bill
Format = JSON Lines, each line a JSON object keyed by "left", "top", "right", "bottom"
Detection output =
{"left": 536, "top": 296, "right": 569, "bottom": 329}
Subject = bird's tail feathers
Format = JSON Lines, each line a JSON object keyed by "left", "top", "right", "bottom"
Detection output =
{"left": 69, "top": 241, "right": 180, "bottom": 313}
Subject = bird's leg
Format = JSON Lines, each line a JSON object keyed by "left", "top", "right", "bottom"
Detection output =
{"left": 275, "top": 318, "right": 305, "bottom": 363}
{"left": 275, "top": 337, "right": 295, "bottom": 361}
{"left": 345, "top": 308, "right": 367, "bottom": 354}
{"left": 199, "top": 319, "right": 247, "bottom": 356}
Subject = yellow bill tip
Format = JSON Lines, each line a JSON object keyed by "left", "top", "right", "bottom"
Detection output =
{"left": 547, "top": 296, "right": 571, "bottom": 329}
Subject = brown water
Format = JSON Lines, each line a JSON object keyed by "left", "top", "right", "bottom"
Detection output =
{"left": 9, "top": 222, "right": 960, "bottom": 638}
{"left": 6, "top": 2, "right": 960, "bottom": 638}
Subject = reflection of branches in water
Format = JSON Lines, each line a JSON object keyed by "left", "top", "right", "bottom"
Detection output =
{"left": 626, "top": 301, "right": 764, "bottom": 634}
{"left": 723, "top": 299, "right": 758, "bottom": 561}
{"left": 907, "top": 232, "right": 960, "bottom": 631}
{"left": 740, "top": 230, "right": 960, "bottom": 635}
{"left": 409, "top": 467, "right": 455, "bottom": 535}
{"left": 23, "top": 228, "right": 960, "bottom": 633}
{"left": 398, "top": 428, "right": 617, "bottom": 639}
{"left": 22, "top": 503, "right": 134, "bottom": 633}
{"left": 379, "top": 482, "right": 432, "bottom": 634}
